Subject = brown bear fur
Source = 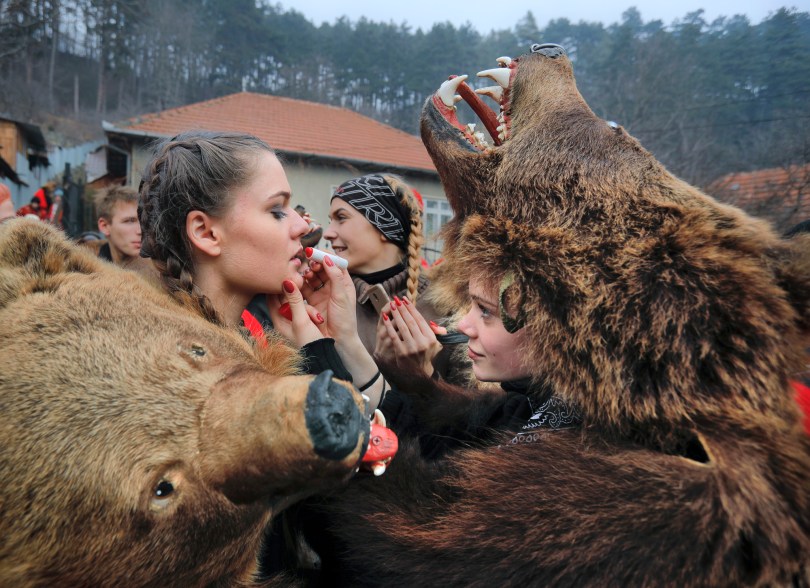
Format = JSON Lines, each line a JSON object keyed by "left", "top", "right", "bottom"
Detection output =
{"left": 308, "top": 46, "right": 810, "bottom": 586}
{"left": 0, "top": 219, "right": 369, "bottom": 586}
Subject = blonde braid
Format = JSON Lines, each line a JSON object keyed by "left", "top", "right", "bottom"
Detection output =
{"left": 382, "top": 174, "right": 425, "bottom": 302}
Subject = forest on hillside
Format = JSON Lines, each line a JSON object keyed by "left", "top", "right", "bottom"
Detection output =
{"left": 1, "top": 1, "right": 808, "bottom": 186}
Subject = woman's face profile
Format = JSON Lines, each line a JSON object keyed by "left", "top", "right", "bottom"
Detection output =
{"left": 457, "top": 276, "right": 532, "bottom": 383}
{"left": 214, "top": 152, "right": 310, "bottom": 295}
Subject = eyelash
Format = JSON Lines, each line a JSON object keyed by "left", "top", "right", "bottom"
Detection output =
{"left": 477, "top": 303, "right": 491, "bottom": 318}
{"left": 271, "top": 208, "right": 287, "bottom": 220}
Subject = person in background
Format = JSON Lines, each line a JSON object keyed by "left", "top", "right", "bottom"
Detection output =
{"left": 324, "top": 173, "right": 462, "bottom": 378}
{"left": 93, "top": 185, "right": 142, "bottom": 266}
{"left": 48, "top": 186, "right": 65, "bottom": 228}
{"left": 0, "top": 183, "right": 14, "bottom": 222}
{"left": 16, "top": 196, "right": 42, "bottom": 219}
{"left": 294, "top": 203, "right": 323, "bottom": 248}
{"left": 32, "top": 182, "right": 54, "bottom": 221}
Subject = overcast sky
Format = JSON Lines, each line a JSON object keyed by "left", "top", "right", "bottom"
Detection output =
{"left": 277, "top": 1, "right": 806, "bottom": 33}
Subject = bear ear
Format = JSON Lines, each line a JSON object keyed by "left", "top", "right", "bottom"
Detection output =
{"left": 776, "top": 233, "right": 810, "bottom": 342}
{"left": 0, "top": 219, "right": 104, "bottom": 309}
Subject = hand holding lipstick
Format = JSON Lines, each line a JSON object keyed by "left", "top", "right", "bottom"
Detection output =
{"left": 306, "top": 246, "right": 348, "bottom": 269}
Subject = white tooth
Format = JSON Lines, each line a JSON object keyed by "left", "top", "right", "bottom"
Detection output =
{"left": 453, "top": 95, "right": 463, "bottom": 104}
{"left": 475, "top": 85, "right": 504, "bottom": 103}
{"left": 496, "top": 56, "right": 512, "bottom": 67}
{"left": 437, "top": 75, "right": 469, "bottom": 107}
{"left": 477, "top": 67, "right": 510, "bottom": 88}
{"left": 497, "top": 112, "right": 505, "bottom": 123}
{"left": 496, "top": 124, "right": 506, "bottom": 132}
{"left": 465, "top": 123, "right": 477, "bottom": 133}
{"left": 373, "top": 408, "right": 386, "bottom": 428}
{"left": 372, "top": 463, "right": 387, "bottom": 476}
{"left": 473, "top": 132, "right": 489, "bottom": 147}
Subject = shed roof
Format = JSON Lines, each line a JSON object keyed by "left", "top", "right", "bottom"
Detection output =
{"left": 104, "top": 92, "right": 435, "bottom": 173}
{"left": 708, "top": 164, "right": 810, "bottom": 231}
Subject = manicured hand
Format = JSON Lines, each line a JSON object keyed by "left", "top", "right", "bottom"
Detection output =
{"left": 267, "top": 280, "right": 326, "bottom": 347}
{"left": 302, "top": 251, "right": 358, "bottom": 344}
{"left": 374, "top": 296, "right": 445, "bottom": 376}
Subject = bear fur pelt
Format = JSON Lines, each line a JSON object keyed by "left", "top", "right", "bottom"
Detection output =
{"left": 308, "top": 45, "right": 810, "bottom": 586}
{"left": 0, "top": 219, "right": 370, "bottom": 586}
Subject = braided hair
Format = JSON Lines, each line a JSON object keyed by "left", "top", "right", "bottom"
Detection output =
{"left": 380, "top": 174, "right": 425, "bottom": 302}
{"left": 138, "top": 130, "right": 274, "bottom": 325}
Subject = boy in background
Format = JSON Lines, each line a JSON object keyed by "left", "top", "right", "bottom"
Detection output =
{"left": 93, "top": 185, "right": 142, "bottom": 265}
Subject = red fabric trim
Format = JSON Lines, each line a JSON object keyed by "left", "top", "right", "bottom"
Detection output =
{"left": 790, "top": 380, "right": 810, "bottom": 435}
{"left": 241, "top": 309, "right": 266, "bottom": 343}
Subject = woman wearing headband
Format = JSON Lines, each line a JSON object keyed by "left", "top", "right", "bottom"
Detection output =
{"left": 324, "top": 173, "right": 461, "bottom": 378}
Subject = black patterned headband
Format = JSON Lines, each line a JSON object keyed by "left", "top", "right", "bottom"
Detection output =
{"left": 332, "top": 175, "right": 409, "bottom": 249}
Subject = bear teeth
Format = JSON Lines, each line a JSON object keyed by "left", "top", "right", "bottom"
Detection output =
{"left": 477, "top": 67, "right": 510, "bottom": 89}
{"left": 438, "top": 75, "right": 468, "bottom": 108}
{"left": 473, "top": 131, "right": 490, "bottom": 148}
{"left": 475, "top": 85, "right": 504, "bottom": 104}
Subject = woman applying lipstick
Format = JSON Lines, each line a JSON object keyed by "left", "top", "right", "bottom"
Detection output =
{"left": 137, "top": 131, "right": 385, "bottom": 410}
{"left": 324, "top": 173, "right": 461, "bottom": 377}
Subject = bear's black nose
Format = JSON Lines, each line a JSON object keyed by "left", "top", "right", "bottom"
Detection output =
{"left": 305, "top": 370, "right": 366, "bottom": 460}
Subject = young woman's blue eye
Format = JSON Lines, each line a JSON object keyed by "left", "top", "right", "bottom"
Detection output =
{"left": 478, "top": 303, "right": 491, "bottom": 318}
{"left": 271, "top": 208, "right": 288, "bottom": 220}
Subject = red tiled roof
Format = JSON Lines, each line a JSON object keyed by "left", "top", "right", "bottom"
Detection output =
{"left": 108, "top": 92, "right": 435, "bottom": 172}
{"left": 707, "top": 163, "right": 810, "bottom": 232}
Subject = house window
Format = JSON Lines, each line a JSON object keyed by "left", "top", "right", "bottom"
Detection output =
{"left": 423, "top": 197, "right": 453, "bottom": 264}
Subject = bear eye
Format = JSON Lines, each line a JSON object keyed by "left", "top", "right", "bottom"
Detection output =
{"left": 155, "top": 480, "right": 174, "bottom": 497}
{"left": 190, "top": 345, "right": 206, "bottom": 357}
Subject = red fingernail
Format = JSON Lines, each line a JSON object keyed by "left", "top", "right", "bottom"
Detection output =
{"left": 383, "top": 313, "right": 389, "bottom": 321}
{"left": 402, "top": 297, "right": 410, "bottom": 306}
{"left": 394, "top": 295, "right": 402, "bottom": 306}
{"left": 305, "top": 247, "right": 313, "bottom": 258}
{"left": 324, "top": 255, "right": 334, "bottom": 267}
{"left": 316, "top": 313, "right": 324, "bottom": 324}
{"left": 430, "top": 320, "right": 438, "bottom": 328}
{"left": 279, "top": 302, "right": 292, "bottom": 321}
{"left": 282, "top": 280, "right": 295, "bottom": 294}
{"left": 390, "top": 301, "right": 397, "bottom": 311}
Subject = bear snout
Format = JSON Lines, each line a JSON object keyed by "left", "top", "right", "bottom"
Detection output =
{"left": 305, "top": 370, "right": 368, "bottom": 461}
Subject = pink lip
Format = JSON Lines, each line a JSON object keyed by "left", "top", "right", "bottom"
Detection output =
{"left": 291, "top": 257, "right": 302, "bottom": 268}
{"left": 467, "top": 348, "right": 483, "bottom": 360}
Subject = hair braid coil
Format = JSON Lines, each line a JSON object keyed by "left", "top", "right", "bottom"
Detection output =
{"left": 382, "top": 174, "right": 425, "bottom": 303}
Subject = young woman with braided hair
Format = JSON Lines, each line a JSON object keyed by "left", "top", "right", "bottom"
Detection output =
{"left": 137, "top": 130, "right": 387, "bottom": 412}
{"left": 324, "top": 173, "right": 459, "bottom": 377}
